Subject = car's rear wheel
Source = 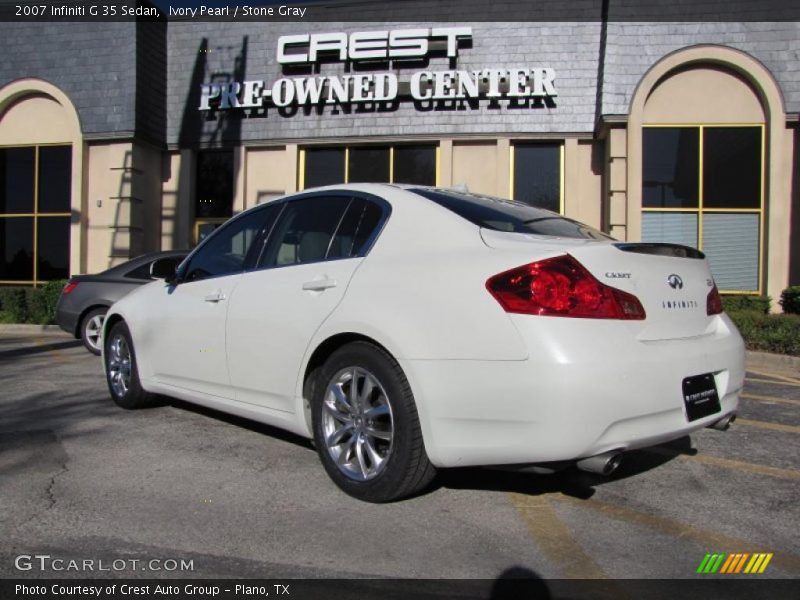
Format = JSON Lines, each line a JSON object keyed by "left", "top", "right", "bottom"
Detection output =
{"left": 312, "top": 341, "right": 436, "bottom": 502}
{"left": 80, "top": 307, "right": 107, "bottom": 355}
{"left": 104, "top": 321, "right": 154, "bottom": 409}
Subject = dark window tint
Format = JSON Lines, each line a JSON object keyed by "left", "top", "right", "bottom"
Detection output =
{"left": 703, "top": 127, "right": 761, "bottom": 209}
{"left": 0, "top": 216, "right": 34, "bottom": 280}
{"left": 196, "top": 221, "right": 225, "bottom": 244}
{"left": 183, "top": 209, "right": 268, "bottom": 282}
{"left": 348, "top": 146, "right": 390, "bottom": 183}
{"left": 261, "top": 196, "right": 350, "bottom": 267}
{"left": 0, "top": 148, "right": 35, "bottom": 214}
{"left": 125, "top": 262, "right": 156, "bottom": 280}
{"left": 642, "top": 128, "right": 699, "bottom": 208}
{"left": 38, "top": 146, "right": 71, "bottom": 213}
{"left": 36, "top": 217, "right": 70, "bottom": 280}
{"left": 393, "top": 145, "right": 436, "bottom": 186}
{"left": 513, "top": 144, "right": 561, "bottom": 213}
{"left": 411, "top": 188, "right": 612, "bottom": 240}
{"left": 329, "top": 198, "right": 384, "bottom": 259}
{"left": 196, "top": 151, "right": 234, "bottom": 219}
{"left": 304, "top": 148, "right": 345, "bottom": 188}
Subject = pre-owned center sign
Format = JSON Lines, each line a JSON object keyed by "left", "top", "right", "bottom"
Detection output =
{"left": 198, "top": 27, "right": 558, "bottom": 111}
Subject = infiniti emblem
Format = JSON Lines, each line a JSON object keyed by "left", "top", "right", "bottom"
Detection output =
{"left": 667, "top": 274, "right": 684, "bottom": 290}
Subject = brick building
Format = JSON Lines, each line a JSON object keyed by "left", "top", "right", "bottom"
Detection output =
{"left": 0, "top": 1, "right": 798, "bottom": 302}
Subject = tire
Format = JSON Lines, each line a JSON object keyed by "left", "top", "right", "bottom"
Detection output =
{"left": 104, "top": 321, "right": 154, "bottom": 409}
{"left": 312, "top": 341, "right": 436, "bottom": 502}
{"left": 80, "top": 307, "right": 107, "bottom": 355}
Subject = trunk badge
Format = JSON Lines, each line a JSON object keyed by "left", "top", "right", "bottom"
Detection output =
{"left": 667, "top": 274, "right": 684, "bottom": 290}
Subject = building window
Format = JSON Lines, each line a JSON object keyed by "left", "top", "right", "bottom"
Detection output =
{"left": 300, "top": 144, "right": 438, "bottom": 190}
{"left": 0, "top": 145, "right": 71, "bottom": 285}
{"left": 393, "top": 145, "right": 437, "bottom": 186}
{"left": 511, "top": 143, "right": 563, "bottom": 213}
{"left": 642, "top": 125, "right": 764, "bottom": 293}
{"left": 348, "top": 146, "right": 390, "bottom": 183}
{"left": 195, "top": 150, "right": 234, "bottom": 243}
{"left": 304, "top": 148, "right": 346, "bottom": 188}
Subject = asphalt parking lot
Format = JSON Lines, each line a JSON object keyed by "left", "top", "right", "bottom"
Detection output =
{"left": 1, "top": 331, "right": 798, "bottom": 584}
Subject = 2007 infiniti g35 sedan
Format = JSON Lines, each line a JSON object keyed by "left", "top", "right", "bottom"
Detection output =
{"left": 102, "top": 184, "right": 744, "bottom": 502}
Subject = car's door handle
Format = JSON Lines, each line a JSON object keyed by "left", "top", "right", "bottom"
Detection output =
{"left": 204, "top": 291, "right": 226, "bottom": 303}
{"left": 302, "top": 278, "right": 337, "bottom": 291}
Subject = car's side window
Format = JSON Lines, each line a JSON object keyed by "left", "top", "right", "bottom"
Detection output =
{"left": 183, "top": 209, "right": 270, "bottom": 282}
{"left": 328, "top": 198, "right": 384, "bottom": 259}
{"left": 124, "top": 262, "right": 155, "bottom": 280}
{"left": 259, "top": 196, "right": 351, "bottom": 268}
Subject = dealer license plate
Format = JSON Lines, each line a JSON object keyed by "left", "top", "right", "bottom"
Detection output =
{"left": 682, "top": 373, "right": 721, "bottom": 421}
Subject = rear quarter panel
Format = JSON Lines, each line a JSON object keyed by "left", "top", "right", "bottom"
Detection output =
{"left": 316, "top": 187, "right": 535, "bottom": 362}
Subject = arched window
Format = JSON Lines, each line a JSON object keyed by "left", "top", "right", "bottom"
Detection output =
{"left": 640, "top": 67, "right": 766, "bottom": 294}
{"left": 0, "top": 81, "right": 82, "bottom": 286}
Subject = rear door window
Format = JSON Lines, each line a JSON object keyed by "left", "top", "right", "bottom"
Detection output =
{"left": 259, "top": 196, "right": 351, "bottom": 268}
{"left": 124, "top": 262, "right": 155, "bottom": 280}
{"left": 328, "top": 198, "right": 384, "bottom": 259}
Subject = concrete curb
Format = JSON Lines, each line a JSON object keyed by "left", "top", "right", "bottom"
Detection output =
{"left": 746, "top": 350, "right": 800, "bottom": 376}
{"left": 0, "top": 324, "right": 66, "bottom": 335}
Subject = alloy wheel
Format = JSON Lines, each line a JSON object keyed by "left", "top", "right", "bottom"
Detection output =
{"left": 107, "top": 334, "right": 132, "bottom": 398}
{"left": 321, "top": 366, "right": 394, "bottom": 481}
{"left": 84, "top": 314, "right": 105, "bottom": 352}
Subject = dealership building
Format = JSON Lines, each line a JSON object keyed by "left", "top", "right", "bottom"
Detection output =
{"left": 0, "top": 1, "right": 798, "bottom": 303}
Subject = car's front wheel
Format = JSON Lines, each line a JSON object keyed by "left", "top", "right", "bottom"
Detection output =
{"left": 312, "top": 342, "right": 436, "bottom": 502}
{"left": 104, "top": 321, "right": 154, "bottom": 409}
{"left": 80, "top": 307, "right": 107, "bottom": 355}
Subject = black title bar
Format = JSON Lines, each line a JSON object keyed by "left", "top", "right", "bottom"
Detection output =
{"left": 3, "top": 579, "right": 799, "bottom": 600}
{"left": 0, "top": 0, "right": 799, "bottom": 22}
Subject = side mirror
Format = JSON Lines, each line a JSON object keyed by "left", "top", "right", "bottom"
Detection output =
{"left": 150, "top": 257, "right": 180, "bottom": 284}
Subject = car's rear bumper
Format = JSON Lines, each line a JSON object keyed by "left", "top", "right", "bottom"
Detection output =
{"left": 403, "top": 314, "right": 745, "bottom": 468}
{"left": 55, "top": 305, "right": 81, "bottom": 337}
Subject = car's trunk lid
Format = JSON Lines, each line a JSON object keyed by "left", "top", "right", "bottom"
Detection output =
{"left": 481, "top": 229, "right": 717, "bottom": 341}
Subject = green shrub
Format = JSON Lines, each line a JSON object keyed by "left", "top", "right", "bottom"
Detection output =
{"left": 0, "top": 280, "right": 66, "bottom": 324}
{"left": 0, "top": 287, "right": 28, "bottom": 323}
{"left": 721, "top": 294, "right": 771, "bottom": 315}
{"left": 780, "top": 286, "right": 800, "bottom": 315}
{"left": 727, "top": 310, "right": 800, "bottom": 356}
{"left": 29, "top": 280, "right": 67, "bottom": 325}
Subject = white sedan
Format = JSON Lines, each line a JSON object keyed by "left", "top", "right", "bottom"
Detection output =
{"left": 102, "top": 184, "right": 744, "bottom": 502}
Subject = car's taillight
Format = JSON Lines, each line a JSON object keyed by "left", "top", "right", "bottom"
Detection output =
{"left": 486, "top": 254, "right": 646, "bottom": 320}
{"left": 62, "top": 280, "right": 79, "bottom": 295}
{"left": 706, "top": 284, "right": 723, "bottom": 315}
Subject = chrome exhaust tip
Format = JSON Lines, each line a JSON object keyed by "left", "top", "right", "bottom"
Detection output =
{"left": 709, "top": 414, "right": 736, "bottom": 431}
{"left": 576, "top": 451, "right": 623, "bottom": 476}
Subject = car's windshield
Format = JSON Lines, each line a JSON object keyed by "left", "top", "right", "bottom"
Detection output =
{"left": 410, "top": 188, "right": 613, "bottom": 240}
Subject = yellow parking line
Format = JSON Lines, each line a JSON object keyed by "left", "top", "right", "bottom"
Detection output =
{"left": 553, "top": 495, "right": 800, "bottom": 574}
{"left": 679, "top": 453, "right": 800, "bottom": 481}
{"left": 747, "top": 369, "right": 800, "bottom": 384}
{"left": 736, "top": 418, "right": 800, "bottom": 434}
{"left": 509, "top": 493, "right": 607, "bottom": 579}
{"left": 644, "top": 447, "right": 800, "bottom": 481}
{"left": 740, "top": 393, "right": 800, "bottom": 407}
{"left": 746, "top": 377, "right": 800, "bottom": 388}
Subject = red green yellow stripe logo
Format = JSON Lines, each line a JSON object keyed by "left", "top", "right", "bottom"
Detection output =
{"left": 696, "top": 552, "right": 773, "bottom": 574}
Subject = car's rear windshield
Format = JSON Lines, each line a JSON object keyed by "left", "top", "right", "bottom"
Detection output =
{"left": 410, "top": 188, "right": 613, "bottom": 240}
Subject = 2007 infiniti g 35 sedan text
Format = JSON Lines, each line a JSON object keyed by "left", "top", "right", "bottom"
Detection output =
{"left": 102, "top": 184, "right": 744, "bottom": 502}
